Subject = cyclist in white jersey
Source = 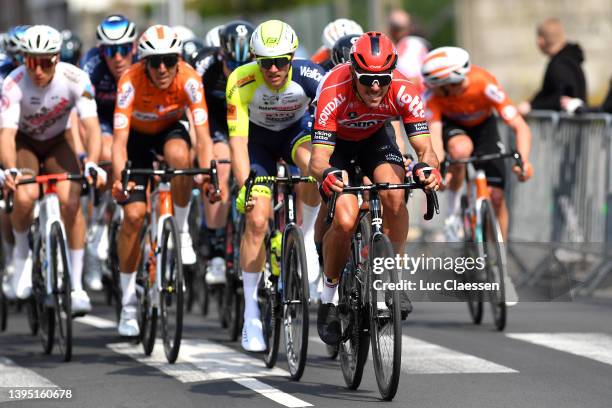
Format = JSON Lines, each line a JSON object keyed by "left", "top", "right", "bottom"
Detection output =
{"left": 0, "top": 25, "right": 105, "bottom": 314}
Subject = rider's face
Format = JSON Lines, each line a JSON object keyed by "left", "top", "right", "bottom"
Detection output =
{"left": 432, "top": 81, "right": 465, "bottom": 97}
{"left": 102, "top": 43, "right": 135, "bottom": 80}
{"left": 24, "top": 54, "right": 58, "bottom": 87}
{"left": 257, "top": 55, "right": 292, "bottom": 89}
{"left": 352, "top": 69, "right": 392, "bottom": 109}
{"left": 145, "top": 55, "right": 179, "bottom": 90}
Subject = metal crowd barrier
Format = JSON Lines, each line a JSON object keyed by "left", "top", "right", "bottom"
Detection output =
{"left": 498, "top": 111, "right": 612, "bottom": 296}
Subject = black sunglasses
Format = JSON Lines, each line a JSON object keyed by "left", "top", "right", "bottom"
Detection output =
{"left": 257, "top": 56, "right": 292, "bottom": 70}
{"left": 146, "top": 54, "right": 179, "bottom": 69}
{"left": 102, "top": 43, "right": 133, "bottom": 58}
{"left": 354, "top": 70, "right": 393, "bottom": 87}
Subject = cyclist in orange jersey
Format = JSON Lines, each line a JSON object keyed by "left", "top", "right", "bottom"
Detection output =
{"left": 111, "top": 25, "right": 214, "bottom": 337}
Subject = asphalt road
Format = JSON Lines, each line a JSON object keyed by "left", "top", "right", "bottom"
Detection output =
{"left": 2, "top": 290, "right": 612, "bottom": 408}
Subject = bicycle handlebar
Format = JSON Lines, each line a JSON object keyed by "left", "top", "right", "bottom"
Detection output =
{"left": 440, "top": 151, "right": 524, "bottom": 179}
{"left": 243, "top": 171, "right": 315, "bottom": 205}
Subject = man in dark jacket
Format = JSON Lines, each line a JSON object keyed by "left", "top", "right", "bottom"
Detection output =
{"left": 518, "top": 18, "right": 587, "bottom": 114}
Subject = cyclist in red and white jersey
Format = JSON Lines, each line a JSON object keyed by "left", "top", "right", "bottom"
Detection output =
{"left": 1, "top": 25, "right": 104, "bottom": 314}
{"left": 310, "top": 32, "right": 440, "bottom": 345}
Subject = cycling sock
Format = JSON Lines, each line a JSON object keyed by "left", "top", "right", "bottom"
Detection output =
{"left": 174, "top": 202, "right": 191, "bottom": 234}
{"left": 120, "top": 272, "right": 137, "bottom": 307}
{"left": 242, "top": 270, "right": 262, "bottom": 320}
{"left": 70, "top": 248, "right": 85, "bottom": 292}
{"left": 446, "top": 189, "right": 462, "bottom": 216}
{"left": 301, "top": 203, "right": 321, "bottom": 284}
{"left": 301, "top": 203, "right": 320, "bottom": 237}
{"left": 13, "top": 229, "right": 29, "bottom": 258}
{"left": 321, "top": 277, "right": 338, "bottom": 305}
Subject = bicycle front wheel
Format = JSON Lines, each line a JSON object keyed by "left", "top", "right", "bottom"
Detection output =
{"left": 137, "top": 229, "right": 157, "bottom": 355}
{"left": 159, "top": 217, "right": 184, "bottom": 363}
{"left": 480, "top": 200, "right": 507, "bottom": 331}
{"left": 50, "top": 222, "right": 72, "bottom": 362}
{"left": 368, "top": 233, "right": 401, "bottom": 401}
{"left": 282, "top": 226, "right": 309, "bottom": 380}
{"left": 32, "top": 230, "right": 54, "bottom": 354}
{"left": 461, "top": 196, "right": 483, "bottom": 324}
{"left": 107, "top": 217, "right": 122, "bottom": 322}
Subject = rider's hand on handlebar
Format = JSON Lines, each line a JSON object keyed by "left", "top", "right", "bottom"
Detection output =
{"left": 413, "top": 163, "right": 442, "bottom": 191}
{"left": 112, "top": 179, "right": 135, "bottom": 202}
{"left": 320, "top": 168, "right": 347, "bottom": 198}
{"left": 513, "top": 160, "right": 533, "bottom": 182}
{"left": 3, "top": 168, "right": 21, "bottom": 192}
{"left": 84, "top": 161, "right": 107, "bottom": 189}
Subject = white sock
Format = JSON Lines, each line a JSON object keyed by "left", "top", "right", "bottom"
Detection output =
{"left": 446, "top": 189, "right": 462, "bottom": 216}
{"left": 13, "top": 229, "right": 29, "bottom": 258}
{"left": 242, "top": 270, "right": 261, "bottom": 320}
{"left": 174, "top": 202, "right": 191, "bottom": 234}
{"left": 120, "top": 272, "right": 137, "bottom": 307}
{"left": 301, "top": 203, "right": 321, "bottom": 284}
{"left": 70, "top": 248, "right": 85, "bottom": 292}
{"left": 321, "top": 277, "right": 338, "bottom": 305}
{"left": 301, "top": 203, "right": 320, "bottom": 234}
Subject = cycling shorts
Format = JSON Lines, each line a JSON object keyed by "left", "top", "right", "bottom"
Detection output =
{"left": 16, "top": 131, "right": 80, "bottom": 176}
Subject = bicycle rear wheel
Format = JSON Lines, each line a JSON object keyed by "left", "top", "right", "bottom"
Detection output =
{"left": 159, "top": 217, "right": 184, "bottom": 363}
{"left": 107, "top": 217, "right": 122, "bottom": 322}
{"left": 480, "top": 200, "right": 507, "bottom": 331}
{"left": 368, "top": 233, "right": 401, "bottom": 401}
{"left": 262, "top": 236, "right": 281, "bottom": 368}
{"left": 282, "top": 226, "right": 309, "bottom": 380}
{"left": 461, "top": 196, "right": 483, "bottom": 324}
{"left": 224, "top": 214, "right": 243, "bottom": 341}
{"left": 32, "top": 230, "right": 54, "bottom": 354}
{"left": 136, "top": 228, "right": 157, "bottom": 354}
{"left": 50, "top": 222, "right": 72, "bottom": 362}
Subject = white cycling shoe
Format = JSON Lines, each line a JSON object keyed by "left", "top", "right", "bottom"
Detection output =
{"left": 71, "top": 290, "right": 92, "bottom": 315}
{"left": 205, "top": 257, "right": 226, "bottom": 285}
{"left": 180, "top": 232, "right": 197, "bottom": 265}
{"left": 444, "top": 214, "right": 464, "bottom": 242}
{"left": 11, "top": 252, "right": 32, "bottom": 300}
{"left": 84, "top": 248, "right": 104, "bottom": 291}
{"left": 504, "top": 274, "right": 519, "bottom": 307}
{"left": 242, "top": 318, "right": 266, "bottom": 352}
{"left": 118, "top": 306, "right": 140, "bottom": 337}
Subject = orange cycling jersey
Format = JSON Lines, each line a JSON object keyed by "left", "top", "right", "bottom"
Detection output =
{"left": 425, "top": 65, "right": 519, "bottom": 127}
{"left": 311, "top": 46, "right": 331, "bottom": 65}
{"left": 114, "top": 60, "right": 208, "bottom": 135}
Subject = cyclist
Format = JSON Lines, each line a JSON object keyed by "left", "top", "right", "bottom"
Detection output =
{"left": 204, "top": 25, "right": 224, "bottom": 48}
{"left": 111, "top": 24, "right": 214, "bottom": 337}
{"left": 81, "top": 15, "right": 138, "bottom": 289}
{"left": 420, "top": 47, "right": 533, "bottom": 242}
{"left": 2, "top": 26, "right": 30, "bottom": 68}
{"left": 227, "top": 19, "right": 325, "bottom": 351}
{"left": 310, "top": 32, "right": 440, "bottom": 345}
{"left": 421, "top": 47, "right": 532, "bottom": 305}
{"left": 0, "top": 25, "right": 105, "bottom": 314}
{"left": 193, "top": 21, "right": 255, "bottom": 285}
{"left": 311, "top": 18, "right": 363, "bottom": 71}
{"left": 59, "top": 30, "right": 82, "bottom": 65}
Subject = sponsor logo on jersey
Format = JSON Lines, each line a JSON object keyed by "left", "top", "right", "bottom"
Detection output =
{"left": 62, "top": 66, "right": 81, "bottom": 83}
{"left": 236, "top": 74, "right": 255, "bottom": 88}
{"left": 27, "top": 97, "right": 71, "bottom": 126}
{"left": 395, "top": 85, "right": 424, "bottom": 118}
{"left": 81, "top": 83, "right": 95, "bottom": 100}
{"left": 343, "top": 119, "right": 380, "bottom": 129}
{"left": 317, "top": 93, "right": 346, "bottom": 126}
{"left": 117, "top": 82, "right": 135, "bottom": 109}
{"left": 300, "top": 66, "right": 322, "bottom": 82}
{"left": 227, "top": 103, "right": 237, "bottom": 120}
{"left": 4, "top": 71, "right": 23, "bottom": 92}
{"left": 1, "top": 95, "right": 9, "bottom": 111}
{"left": 113, "top": 113, "right": 128, "bottom": 129}
{"left": 185, "top": 78, "right": 203, "bottom": 104}
{"left": 501, "top": 105, "right": 518, "bottom": 121}
{"left": 192, "top": 108, "right": 208, "bottom": 125}
{"left": 133, "top": 111, "right": 159, "bottom": 121}
{"left": 313, "top": 129, "right": 334, "bottom": 141}
{"left": 484, "top": 83, "right": 506, "bottom": 104}
{"left": 414, "top": 121, "right": 429, "bottom": 132}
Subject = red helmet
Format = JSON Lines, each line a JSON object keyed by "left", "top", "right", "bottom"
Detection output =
{"left": 350, "top": 31, "right": 397, "bottom": 73}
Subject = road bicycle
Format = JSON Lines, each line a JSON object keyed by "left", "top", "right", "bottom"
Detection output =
{"left": 441, "top": 151, "right": 523, "bottom": 331}
{"left": 120, "top": 161, "right": 221, "bottom": 363}
{"left": 326, "top": 176, "right": 438, "bottom": 400}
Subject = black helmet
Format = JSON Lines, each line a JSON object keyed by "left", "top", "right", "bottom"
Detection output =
{"left": 182, "top": 38, "right": 206, "bottom": 67}
{"left": 331, "top": 33, "right": 361, "bottom": 67}
{"left": 60, "top": 30, "right": 83, "bottom": 65}
{"left": 219, "top": 21, "right": 255, "bottom": 70}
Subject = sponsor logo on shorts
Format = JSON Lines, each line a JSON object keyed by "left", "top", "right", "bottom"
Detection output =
{"left": 385, "top": 153, "right": 403, "bottom": 164}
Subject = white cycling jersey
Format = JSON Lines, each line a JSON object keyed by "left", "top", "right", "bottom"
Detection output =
{"left": 0, "top": 62, "right": 97, "bottom": 140}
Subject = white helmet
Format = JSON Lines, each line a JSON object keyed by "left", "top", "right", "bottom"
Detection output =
{"left": 138, "top": 25, "right": 182, "bottom": 58}
{"left": 421, "top": 46, "right": 471, "bottom": 87}
{"left": 21, "top": 25, "right": 62, "bottom": 55}
{"left": 174, "top": 25, "right": 196, "bottom": 42}
{"left": 321, "top": 18, "right": 363, "bottom": 50}
{"left": 250, "top": 20, "right": 298, "bottom": 57}
{"left": 97, "top": 15, "right": 137, "bottom": 45}
{"left": 204, "top": 25, "right": 224, "bottom": 47}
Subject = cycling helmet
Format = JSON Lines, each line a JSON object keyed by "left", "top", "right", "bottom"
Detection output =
{"left": 182, "top": 38, "right": 206, "bottom": 67}
{"left": 322, "top": 18, "right": 363, "bottom": 50}
{"left": 350, "top": 32, "right": 397, "bottom": 73}
{"left": 220, "top": 21, "right": 255, "bottom": 70}
{"left": 174, "top": 25, "right": 196, "bottom": 42}
{"left": 60, "top": 30, "right": 82, "bottom": 65}
{"left": 21, "top": 25, "right": 62, "bottom": 55}
{"left": 138, "top": 25, "right": 182, "bottom": 58}
{"left": 97, "top": 15, "right": 137, "bottom": 45}
{"left": 331, "top": 33, "right": 360, "bottom": 66}
{"left": 421, "top": 46, "right": 470, "bottom": 87}
{"left": 204, "top": 25, "right": 224, "bottom": 47}
{"left": 5, "top": 25, "right": 31, "bottom": 55}
{"left": 250, "top": 20, "right": 298, "bottom": 57}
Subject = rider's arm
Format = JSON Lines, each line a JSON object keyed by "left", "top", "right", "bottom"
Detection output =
{"left": 428, "top": 120, "right": 444, "bottom": 162}
{"left": 112, "top": 127, "right": 129, "bottom": 183}
{"left": 226, "top": 68, "right": 251, "bottom": 187}
{"left": 184, "top": 74, "right": 213, "bottom": 168}
{"left": 111, "top": 75, "right": 134, "bottom": 182}
{"left": 309, "top": 142, "right": 334, "bottom": 182}
{"left": 0, "top": 73, "right": 22, "bottom": 170}
{"left": 0, "top": 128, "right": 18, "bottom": 169}
{"left": 74, "top": 77, "right": 102, "bottom": 163}
{"left": 80, "top": 116, "right": 102, "bottom": 163}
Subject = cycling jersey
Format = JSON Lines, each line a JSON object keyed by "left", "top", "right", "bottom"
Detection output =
{"left": 0, "top": 62, "right": 98, "bottom": 140}
{"left": 424, "top": 65, "right": 519, "bottom": 127}
{"left": 226, "top": 59, "right": 325, "bottom": 137}
{"left": 0, "top": 51, "right": 15, "bottom": 90}
{"left": 310, "top": 46, "right": 334, "bottom": 72}
{"left": 81, "top": 47, "right": 136, "bottom": 134}
{"left": 313, "top": 63, "right": 428, "bottom": 146}
{"left": 114, "top": 60, "right": 208, "bottom": 135}
{"left": 194, "top": 51, "right": 229, "bottom": 142}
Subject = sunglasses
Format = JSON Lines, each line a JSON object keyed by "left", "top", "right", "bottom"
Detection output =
{"left": 146, "top": 54, "right": 179, "bottom": 69}
{"left": 256, "top": 55, "right": 292, "bottom": 70}
{"left": 101, "top": 43, "right": 133, "bottom": 58}
{"left": 354, "top": 70, "right": 393, "bottom": 87}
{"left": 25, "top": 55, "right": 58, "bottom": 70}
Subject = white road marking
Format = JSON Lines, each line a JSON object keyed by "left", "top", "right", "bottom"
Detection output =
{"left": 74, "top": 315, "right": 116, "bottom": 329}
{"left": 0, "top": 357, "right": 57, "bottom": 403}
{"left": 506, "top": 332, "right": 612, "bottom": 366}
{"left": 234, "top": 378, "right": 313, "bottom": 407}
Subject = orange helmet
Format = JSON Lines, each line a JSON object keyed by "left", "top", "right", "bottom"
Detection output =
{"left": 421, "top": 46, "right": 470, "bottom": 87}
{"left": 350, "top": 31, "right": 397, "bottom": 73}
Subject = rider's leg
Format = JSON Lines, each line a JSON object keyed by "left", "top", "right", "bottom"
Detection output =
{"left": 446, "top": 134, "right": 473, "bottom": 214}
